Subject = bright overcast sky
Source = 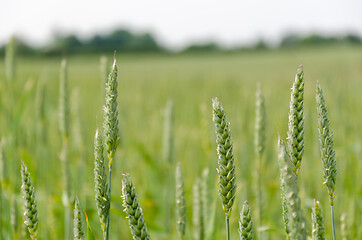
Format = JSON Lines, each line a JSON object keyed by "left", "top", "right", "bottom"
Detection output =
{"left": 1, "top": 0, "right": 362, "bottom": 49}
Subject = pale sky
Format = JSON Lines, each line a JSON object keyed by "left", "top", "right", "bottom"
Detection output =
{"left": 1, "top": 0, "right": 362, "bottom": 49}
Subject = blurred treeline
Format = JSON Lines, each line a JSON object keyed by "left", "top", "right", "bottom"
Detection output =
{"left": 0, "top": 28, "right": 362, "bottom": 56}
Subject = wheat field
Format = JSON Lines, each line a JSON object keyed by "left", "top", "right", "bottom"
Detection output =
{"left": 0, "top": 45, "right": 361, "bottom": 239}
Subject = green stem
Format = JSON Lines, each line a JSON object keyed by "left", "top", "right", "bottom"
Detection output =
{"left": 226, "top": 215, "right": 230, "bottom": 240}
{"left": 331, "top": 205, "right": 336, "bottom": 240}
{"left": 105, "top": 156, "right": 114, "bottom": 240}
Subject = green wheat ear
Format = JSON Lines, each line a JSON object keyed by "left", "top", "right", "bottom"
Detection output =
{"left": 340, "top": 212, "right": 348, "bottom": 240}
{"left": 59, "top": 59, "right": 72, "bottom": 209}
{"left": 279, "top": 153, "right": 291, "bottom": 239}
{"left": 287, "top": 64, "right": 304, "bottom": 177}
{"left": 239, "top": 201, "right": 254, "bottom": 240}
{"left": 254, "top": 83, "right": 266, "bottom": 240}
{"left": 255, "top": 82, "right": 266, "bottom": 160}
{"left": 278, "top": 138, "right": 307, "bottom": 240}
{"left": 93, "top": 129, "right": 109, "bottom": 238}
{"left": 103, "top": 57, "right": 120, "bottom": 239}
{"left": 193, "top": 178, "right": 204, "bottom": 240}
{"left": 21, "top": 161, "right": 38, "bottom": 240}
{"left": 162, "top": 100, "right": 174, "bottom": 164}
{"left": 103, "top": 58, "right": 120, "bottom": 159}
{"left": 316, "top": 81, "right": 337, "bottom": 206}
{"left": 59, "top": 59, "right": 70, "bottom": 138}
{"left": 212, "top": 97, "right": 236, "bottom": 218}
{"left": 122, "top": 174, "right": 150, "bottom": 240}
{"left": 176, "top": 162, "right": 186, "bottom": 238}
{"left": 74, "top": 196, "right": 85, "bottom": 240}
{"left": 312, "top": 199, "right": 325, "bottom": 240}
{"left": 316, "top": 81, "right": 337, "bottom": 240}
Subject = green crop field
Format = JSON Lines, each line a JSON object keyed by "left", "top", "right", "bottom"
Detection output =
{"left": 0, "top": 45, "right": 361, "bottom": 239}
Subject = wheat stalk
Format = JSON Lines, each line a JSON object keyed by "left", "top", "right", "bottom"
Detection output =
{"left": 340, "top": 212, "right": 348, "bottom": 240}
{"left": 287, "top": 65, "right": 304, "bottom": 177}
{"left": 162, "top": 100, "right": 174, "bottom": 164}
{"left": 59, "top": 59, "right": 70, "bottom": 139}
{"left": 254, "top": 83, "right": 265, "bottom": 240}
{"left": 255, "top": 82, "right": 266, "bottom": 160}
{"left": 316, "top": 81, "right": 337, "bottom": 240}
{"left": 162, "top": 100, "right": 174, "bottom": 233}
{"left": 94, "top": 129, "right": 109, "bottom": 239}
{"left": 312, "top": 199, "right": 325, "bottom": 240}
{"left": 59, "top": 59, "right": 72, "bottom": 239}
{"left": 74, "top": 196, "right": 84, "bottom": 240}
{"left": 193, "top": 178, "right": 204, "bottom": 240}
{"left": 73, "top": 197, "right": 83, "bottom": 238}
{"left": 278, "top": 138, "right": 307, "bottom": 240}
{"left": 122, "top": 173, "right": 150, "bottom": 240}
{"left": 103, "top": 57, "right": 120, "bottom": 239}
{"left": 59, "top": 59, "right": 71, "bottom": 200}
{"left": 239, "top": 201, "right": 254, "bottom": 240}
{"left": 279, "top": 155, "right": 291, "bottom": 240}
{"left": 212, "top": 97, "right": 236, "bottom": 240}
{"left": 176, "top": 162, "right": 186, "bottom": 239}
{"left": 103, "top": 57, "right": 120, "bottom": 159}
{"left": 21, "top": 161, "right": 38, "bottom": 240}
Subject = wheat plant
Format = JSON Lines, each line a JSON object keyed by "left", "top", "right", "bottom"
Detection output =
{"left": 103, "top": 57, "right": 120, "bottom": 239}
{"left": 312, "top": 199, "right": 325, "bottom": 240}
{"left": 340, "top": 212, "right": 348, "bottom": 240}
{"left": 239, "top": 201, "right": 254, "bottom": 240}
{"left": 162, "top": 100, "right": 174, "bottom": 164}
{"left": 94, "top": 129, "right": 109, "bottom": 238}
{"left": 20, "top": 161, "right": 38, "bottom": 240}
{"left": 59, "top": 59, "right": 72, "bottom": 239}
{"left": 162, "top": 100, "right": 174, "bottom": 233}
{"left": 122, "top": 173, "right": 150, "bottom": 240}
{"left": 212, "top": 97, "right": 236, "bottom": 240}
{"left": 278, "top": 138, "right": 307, "bottom": 240}
{"left": 176, "top": 162, "right": 186, "bottom": 239}
{"left": 74, "top": 196, "right": 84, "bottom": 240}
{"left": 254, "top": 83, "right": 266, "bottom": 240}
{"left": 287, "top": 65, "right": 304, "bottom": 177}
{"left": 279, "top": 153, "right": 291, "bottom": 240}
{"left": 193, "top": 178, "right": 204, "bottom": 240}
{"left": 316, "top": 81, "right": 337, "bottom": 240}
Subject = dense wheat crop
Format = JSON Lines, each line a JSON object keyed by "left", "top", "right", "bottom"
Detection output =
{"left": 0, "top": 45, "right": 361, "bottom": 239}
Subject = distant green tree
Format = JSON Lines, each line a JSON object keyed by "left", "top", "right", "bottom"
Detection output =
{"left": 183, "top": 43, "right": 220, "bottom": 53}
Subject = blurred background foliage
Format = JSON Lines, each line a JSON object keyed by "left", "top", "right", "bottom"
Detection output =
{"left": 0, "top": 28, "right": 361, "bottom": 56}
